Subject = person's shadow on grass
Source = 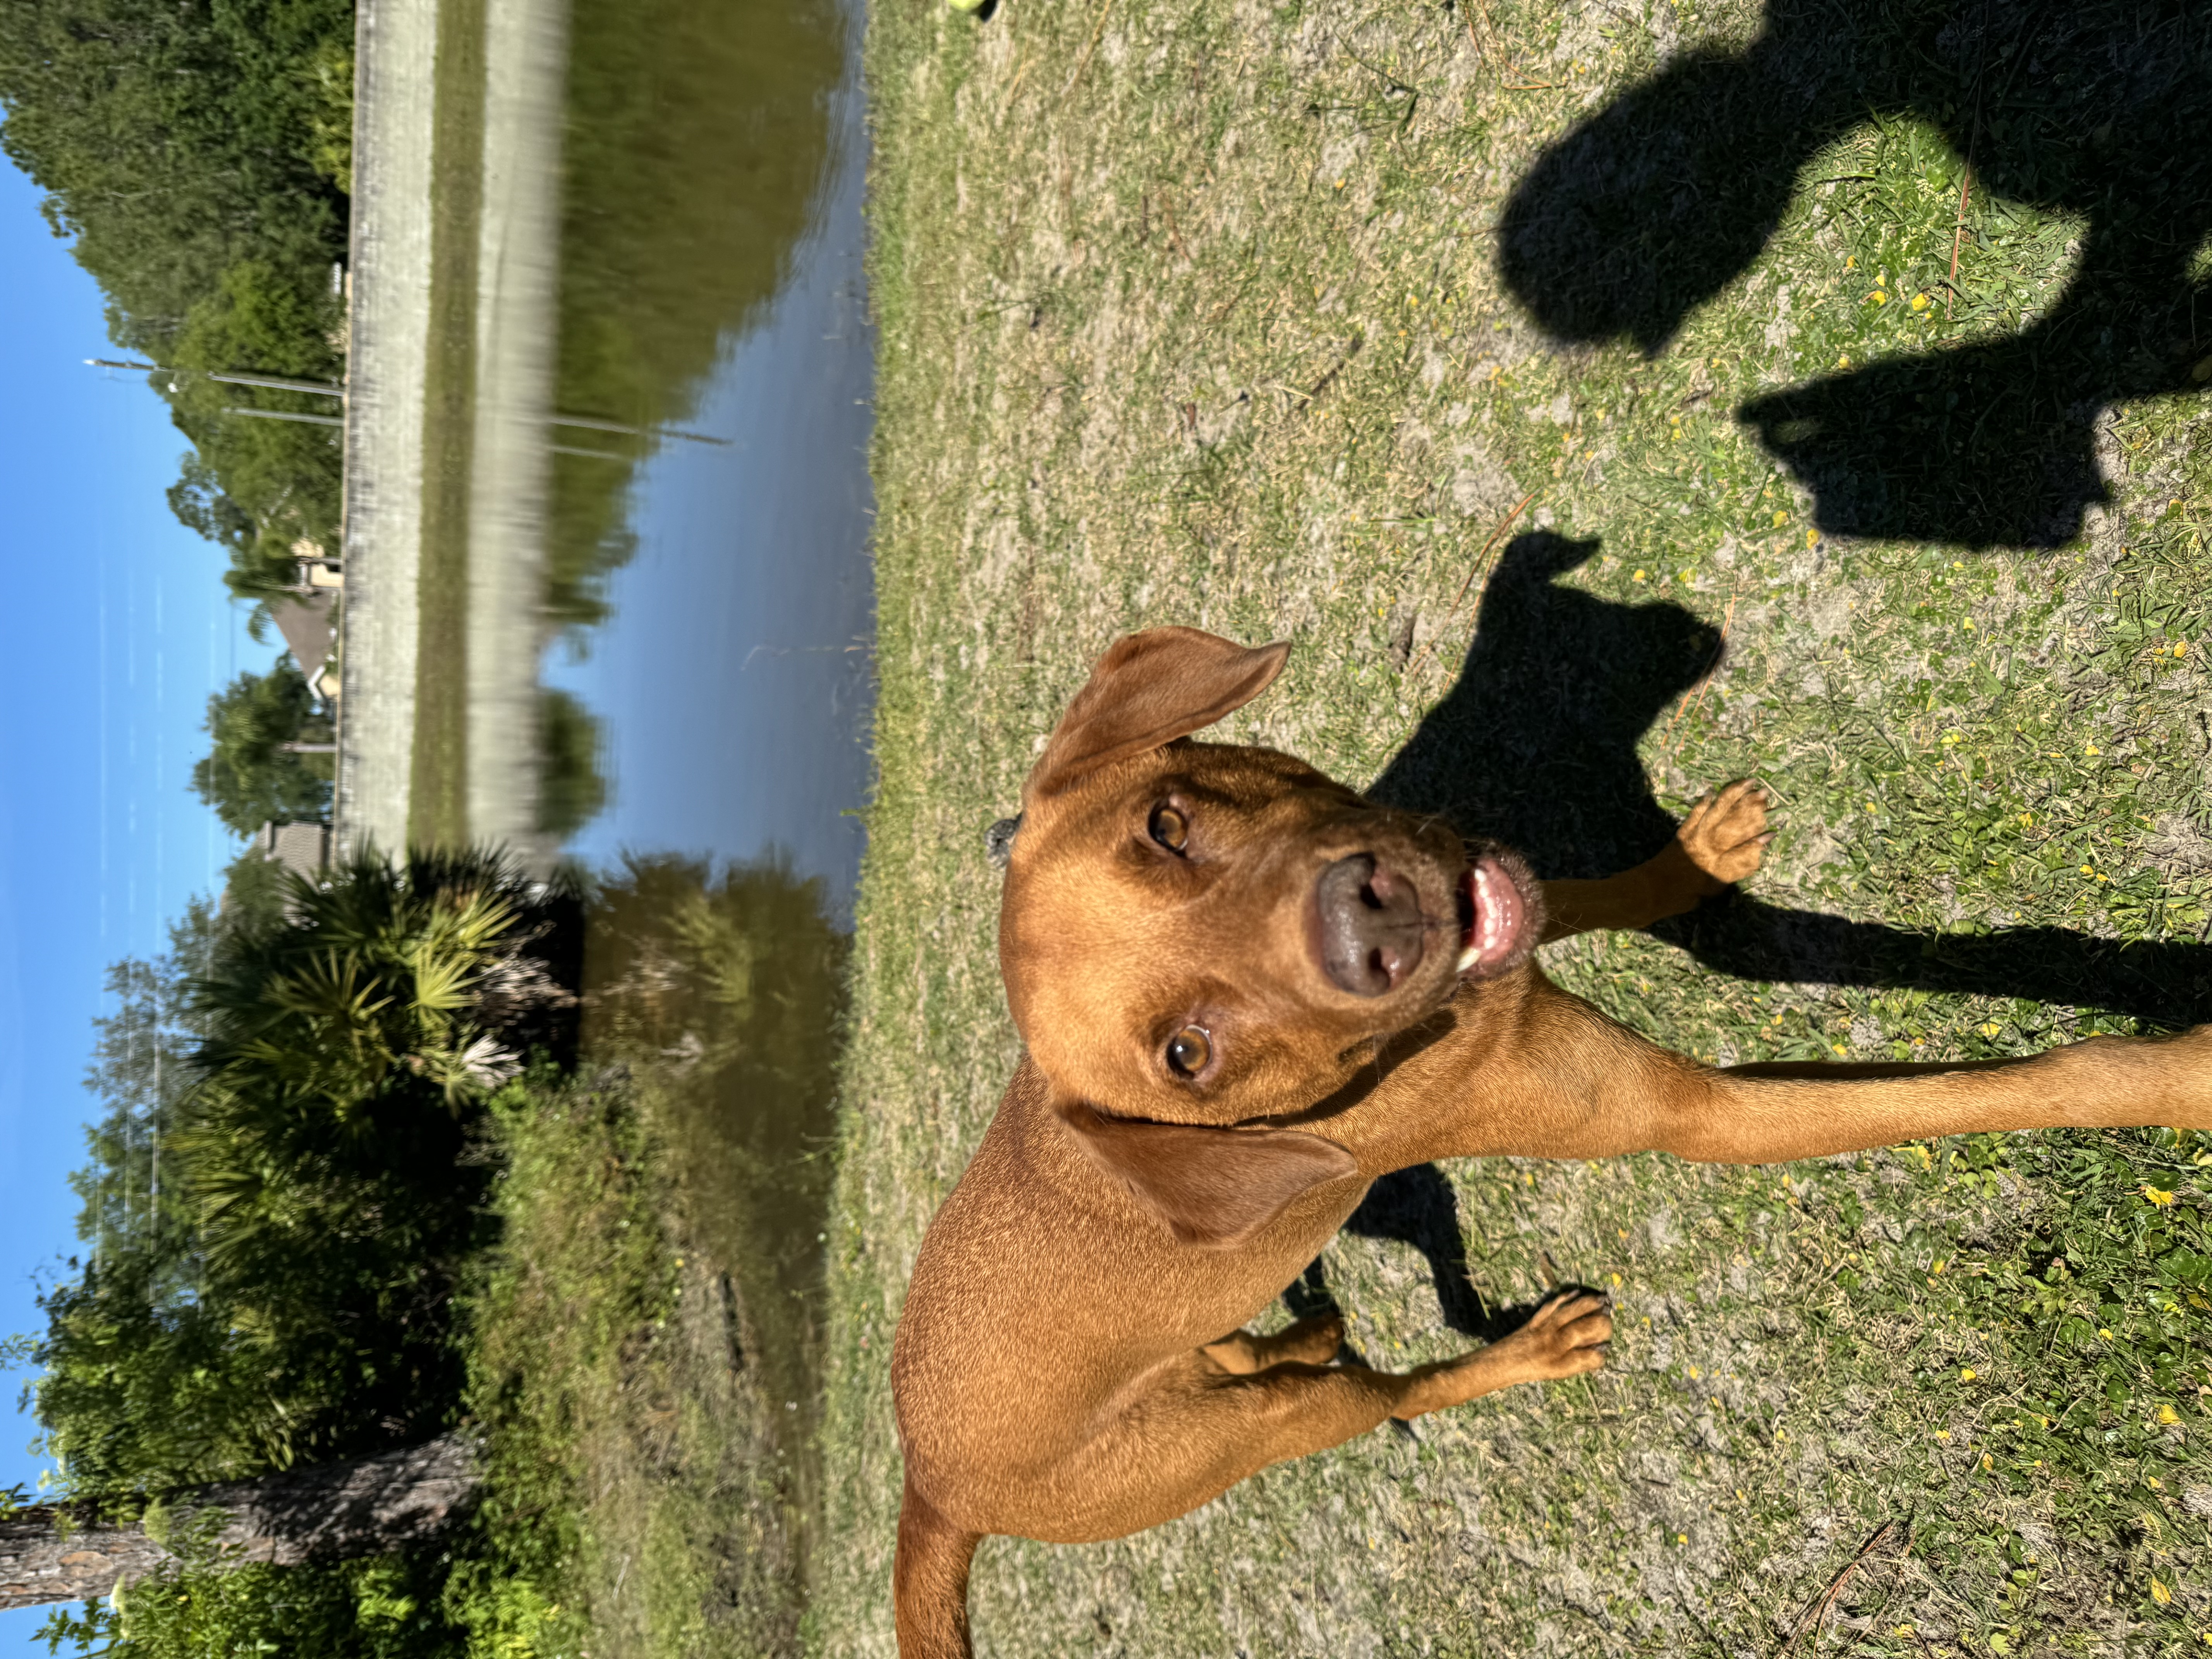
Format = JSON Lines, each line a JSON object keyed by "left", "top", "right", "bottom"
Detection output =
{"left": 1320, "top": 531, "right": 2211, "bottom": 1330}
{"left": 1494, "top": 0, "right": 2212, "bottom": 550}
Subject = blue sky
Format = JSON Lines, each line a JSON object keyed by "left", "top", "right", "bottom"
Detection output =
{"left": 0, "top": 152, "right": 275, "bottom": 1647}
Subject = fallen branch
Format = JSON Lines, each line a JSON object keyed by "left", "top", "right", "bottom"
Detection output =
{"left": 1778, "top": 1518, "right": 1903, "bottom": 1656}
{"left": 1947, "top": 160, "right": 1973, "bottom": 318}
{"left": 1063, "top": 0, "right": 1118, "bottom": 96}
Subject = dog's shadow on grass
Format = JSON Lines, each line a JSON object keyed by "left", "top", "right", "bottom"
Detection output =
{"left": 1495, "top": 0, "right": 2211, "bottom": 550}
{"left": 1286, "top": 1164, "right": 1561, "bottom": 1373}
{"left": 1369, "top": 530, "right": 2212, "bottom": 1029}
{"left": 1294, "top": 529, "right": 2211, "bottom": 1334}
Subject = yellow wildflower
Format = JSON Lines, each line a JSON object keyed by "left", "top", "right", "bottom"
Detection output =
{"left": 1805, "top": 528, "right": 1819, "bottom": 547}
{"left": 2158, "top": 1405, "right": 2181, "bottom": 1424}
{"left": 2152, "top": 1579, "right": 2173, "bottom": 1606}
{"left": 1772, "top": 509, "right": 1788, "bottom": 526}
{"left": 2145, "top": 1185, "right": 2176, "bottom": 1206}
{"left": 1961, "top": 1367, "right": 1977, "bottom": 1381}
{"left": 1910, "top": 292, "right": 1931, "bottom": 311}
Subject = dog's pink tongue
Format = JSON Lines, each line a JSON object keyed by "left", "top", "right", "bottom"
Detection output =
{"left": 1455, "top": 858, "right": 1522, "bottom": 975}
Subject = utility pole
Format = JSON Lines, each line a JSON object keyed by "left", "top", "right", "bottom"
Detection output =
{"left": 222, "top": 406, "right": 345, "bottom": 428}
{"left": 86, "top": 359, "right": 730, "bottom": 445}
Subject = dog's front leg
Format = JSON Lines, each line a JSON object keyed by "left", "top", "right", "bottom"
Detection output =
{"left": 1388, "top": 1288, "right": 1613, "bottom": 1417}
{"left": 1418, "top": 977, "right": 2212, "bottom": 1165}
{"left": 1680, "top": 1028, "right": 2212, "bottom": 1160}
{"left": 1540, "top": 780, "right": 1770, "bottom": 941}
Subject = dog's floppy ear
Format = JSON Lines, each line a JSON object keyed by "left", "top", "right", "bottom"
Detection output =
{"left": 1061, "top": 1104, "right": 1356, "bottom": 1248}
{"left": 1027, "top": 628, "right": 1290, "bottom": 801}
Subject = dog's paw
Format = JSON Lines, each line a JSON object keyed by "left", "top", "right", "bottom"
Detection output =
{"left": 1494, "top": 1288, "right": 1613, "bottom": 1381}
{"left": 1678, "top": 779, "right": 1771, "bottom": 890}
{"left": 1392, "top": 1291, "right": 1612, "bottom": 1418}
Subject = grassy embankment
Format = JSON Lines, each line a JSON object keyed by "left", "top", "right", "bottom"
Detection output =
{"left": 408, "top": 0, "right": 488, "bottom": 849}
{"left": 819, "top": 0, "right": 2212, "bottom": 1653}
{"left": 465, "top": 1074, "right": 806, "bottom": 1659}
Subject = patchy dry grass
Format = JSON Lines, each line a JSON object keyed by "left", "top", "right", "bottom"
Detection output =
{"left": 823, "top": 0, "right": 2212, "bottom": 1652}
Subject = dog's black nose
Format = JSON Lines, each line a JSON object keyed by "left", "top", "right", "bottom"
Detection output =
{"left": 1315, "top": 854, "right": 1426, "bottom": 995}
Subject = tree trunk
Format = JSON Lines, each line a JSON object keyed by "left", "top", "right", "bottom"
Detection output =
{"left": 0, "top": 1434, "right": 478, "bottom": 1611}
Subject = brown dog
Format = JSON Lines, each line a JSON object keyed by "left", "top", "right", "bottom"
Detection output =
{"left": 890, "top": 627, "right": 2210, "bottom": 1657}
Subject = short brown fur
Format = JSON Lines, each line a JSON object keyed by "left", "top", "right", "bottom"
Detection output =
{"left": 889, "top": 628, "right": 2212, "bottom": 1657}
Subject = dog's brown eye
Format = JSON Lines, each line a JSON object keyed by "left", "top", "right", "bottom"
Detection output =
{"left": 1165, "top": 1025, "right": 1212, "bottom": 1077}
{"left": 1149, "top": 804, "right": 1190, "bottom": 852}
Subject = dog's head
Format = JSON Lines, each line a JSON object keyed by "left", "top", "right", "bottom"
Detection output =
{"left": 999, "top": 628, "right": 1545, "bottom": 1245}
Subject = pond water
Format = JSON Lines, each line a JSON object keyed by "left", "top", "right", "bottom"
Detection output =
{"left": 542, "top": 0, "right": 874, "bottom": 911}
{"left": 544, "top": 153, "right": 874, "bottom": 909}
{"left": 530, "top": 0, "right": 872, "bottom": 1566}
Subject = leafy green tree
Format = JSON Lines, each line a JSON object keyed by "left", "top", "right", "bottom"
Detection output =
{"left": 31, "top": 853, "right": 577, "bottom": 1499}
{"left": 189, "top": 663, "right": 330, "bottom": 836}
{"left": 218, "top": 843, "right": 298, "bottom": 936}
{"left": 36, "top": 1551, "right": 466, "bottom": 1659}
{"left": 73, "top": 910, "right": 210, "bottom": 1271}
{"left": 166, "top": 258, "right": 349, "bottom": 603}
{"left": 34, "top": 903, "right": 230, "bottom": 1492}
{"left": 0, "top": 0, "right": 354, "bottom": 358}
{"left": 0, "top": 0, "right": 356, "bottom": 601}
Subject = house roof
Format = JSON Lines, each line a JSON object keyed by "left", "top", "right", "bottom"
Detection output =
{"left": 269, "top": 592, "right": 336, "bottom": 678}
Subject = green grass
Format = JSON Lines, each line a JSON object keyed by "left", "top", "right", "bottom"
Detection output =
{"left": 463, "top": 1073, "right": 806, "bottom": 1659}
{"left": 819, "top": 0, "right": 2212, "bottom": 1651}
{"left": 407, "top": 0, "right": 487, "bottom": 851}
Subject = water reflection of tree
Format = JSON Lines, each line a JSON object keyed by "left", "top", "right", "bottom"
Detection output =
{"left": 546, "top": 0, "right": 846, "bottom": 633}
{"left": 581, "top": 852, "right": 849, "bottom": 1544}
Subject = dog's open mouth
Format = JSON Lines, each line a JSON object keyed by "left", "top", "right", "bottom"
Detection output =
{"left": 1453, "top": 855, "right": 1524, "bottom": 977}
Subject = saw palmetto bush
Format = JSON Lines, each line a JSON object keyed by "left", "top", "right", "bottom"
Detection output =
{"left": 33, "top": 850, "right": 580, "bottom": 1496}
